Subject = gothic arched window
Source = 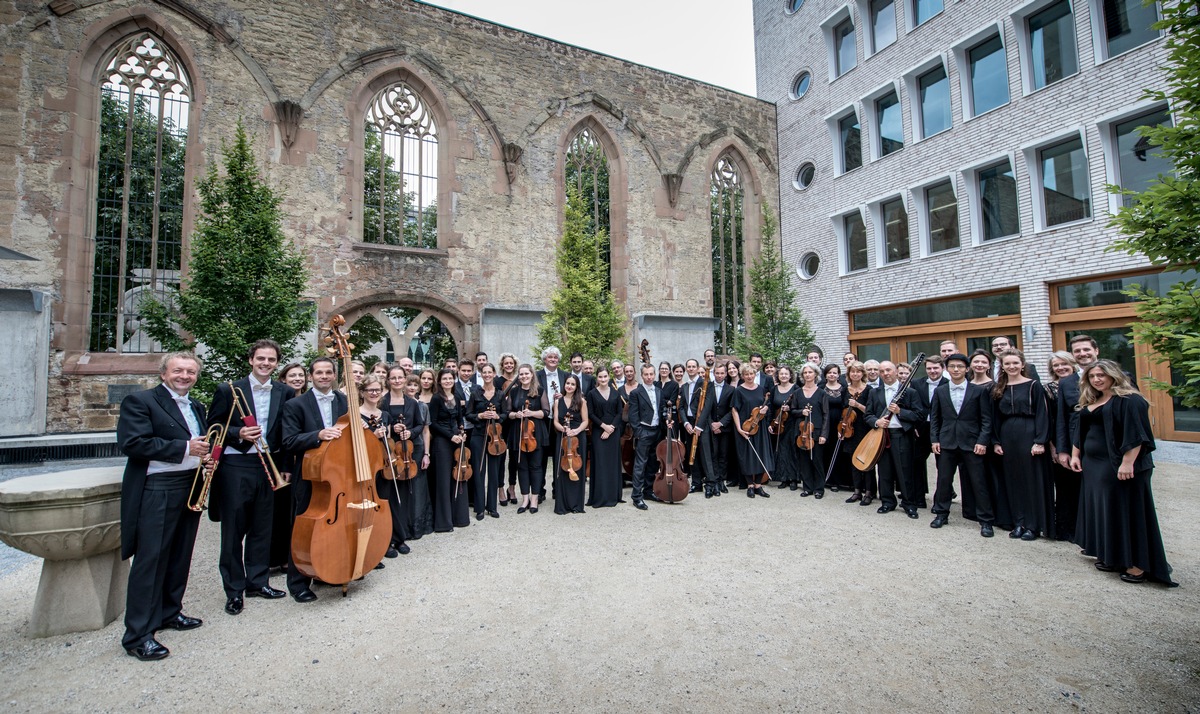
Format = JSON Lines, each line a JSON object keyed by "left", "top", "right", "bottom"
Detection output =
{"left": 565, "top": 126, "right": 611, "bottom": 290}
{"left": 363, "top": 82, "right": 439, "bottom": 248}
{"left": 711, "top": 153, "right": 746, "bottom": 352}
{"left": 90, "top": 34, "right": 191, "bottom": 353}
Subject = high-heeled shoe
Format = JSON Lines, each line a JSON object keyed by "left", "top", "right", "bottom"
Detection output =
{"left": 499, "top": 493, "right": 509, "bottom": 507}
{"left": 517, "top": 504, "right": 528, "bottom": 514}
{"left": 845, "top": 492, "right": 862, "bottom": 503}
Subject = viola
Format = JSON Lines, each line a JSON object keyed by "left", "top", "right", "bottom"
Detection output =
{"left": 796, "top": 406, "right": 815, "bottom": 450}
{"left": 393, "top": 413, "right": 417, "bottom": 480}
{"left": 519, "top": 398, "right": 538, "bottom": 454}
{"left": 653, "top": 397, "right": 688, "bottom": 503}
{"left": 452, "top": 420, "right": 472, "bottom": 482}
{"left": 484, "top": 398, "right": 506, "bottom": 456}
{"left": 742, "top": 391, "right": 771, "bottom": 436}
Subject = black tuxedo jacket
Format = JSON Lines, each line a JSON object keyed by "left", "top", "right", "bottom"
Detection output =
{"left": 117, "top": 384, "right": 208, "bottom": 559}
{"left": 707, "top": 381, "right": 735, "bottom": 429}
{"left": 627, "top": 383, "right": 670, "bottom": 439}
{"left": 537, "top": 368, "right": 570, "bottom": 400}
{"left": 567, "top": 372, "right": 595, "bottom": 395}
{"left": 912, "top": 376, "right": 947, "bottom": 415}
{"left": 865, "top": 382, "right": 925, "bottom": 433}
{"left": 209, "top": 378, "right": 295, "bottom": 454}
{"left": 281, "top": 389, "right": 348, "bottom": 481}
{"left": 928, "top": 381, "right": 993, "bottom": 451}
{"left": 1055, "top": 372, "right": 1081, "bottom": 450}
{"left": 682, "top": 378, "right": 707, "bottom": 426}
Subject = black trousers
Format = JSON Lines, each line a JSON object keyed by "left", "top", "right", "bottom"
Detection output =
{"left": 711, "top": 431, "right": 729, "bottom": 485}
{"left": 287, "top": 478, "right": 313, "bottom": 595}
{"left": 1053, "top": 464, "right": 1080, "bottom": 540}
{"left": 216, "top": 456, "right": 275, "bottom": 598}
{"left": 515, "top": 445, "right": 544, "bottom": 496}
{"left": 797, "top": 444, "right": 825, "bottom": 493}
{"left": 912, "top": 425, "right": 934, "bottom": 502}
{"left": 933, "top": 448, "right": 993, "bottom": 523}
{"left": 631, "top": 430, "right": 661, "bottom": 501}
{"left": 470, "top": 431, "right": 502, "bottom": 514}
{"left": 123, "top": 473, "right": 201, "bottom": 648}
{"left": 877, "top": 429, "right": 918, "bottom": 510}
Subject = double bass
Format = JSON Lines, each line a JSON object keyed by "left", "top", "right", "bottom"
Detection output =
{"left": 292, "top": 315, "right": 392, "bottom": 594}
{"left": 851, "top": 353, "right": 925, "bottom": 471}
{"left": 653, "top": 397, "right": 689, "bottom": 503}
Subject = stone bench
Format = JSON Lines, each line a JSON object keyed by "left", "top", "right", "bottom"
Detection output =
{"left": 0, "top": 467, "right": 126, "bottom": 637}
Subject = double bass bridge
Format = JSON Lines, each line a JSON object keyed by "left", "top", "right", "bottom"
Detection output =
{"left": 347, "top": 499, "right": 379, "bottom": 510}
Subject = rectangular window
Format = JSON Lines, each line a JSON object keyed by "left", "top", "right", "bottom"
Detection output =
{"left": 881, "top": 197, "right": 910, "bottom": 263}
{"left": 1115, "top": 108, "right": 1173, "bottom": 205}
{"left": 877, "top": 91, "right": 904, "bottom": 157}
{"left": 1028, "top": 1, "right": 1078, "bottom": 90}
{"left": 913, "top": 0, "right": 944, "bottom": 26}
{"left": 1055, "top": 269, "right": 1200, "bottom": 309}
{"left": 840, "top": 112, "right": 863, "bottom": 173}
{"left": 852, "top": 290, "right": 1020, "bottom": 330}
{"left": 835, "top": 19, "right": 857, "bottom": 77}
{"left": 977, "top": 160, "right": 1020, "bottom": 241}
{"left": 968, "top": 35, "right": 1009, "bottom": 116}
{"left": 844, "top": 212, "right": 868, "bottom": 272}
{"left": 1040, "top": 136, "right": 1091, "bottom": 226}
{"left": 1102, "top": 0, "right": 1160, "bottom": 57}
{"left": 918, "top": 65, "right": 951, "bottom": 138}
{"left": 870, "top": 0, "right": 897, "bottom": 52}
{"left": 926, "top": 181, "right": 959, "bottom": 253}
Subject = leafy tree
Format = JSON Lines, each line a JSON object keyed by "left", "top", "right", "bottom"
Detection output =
{"left": 1108, "top": 0, "right": 1200, "bottom": 407}
{"left": 348, "top": 307, "right": 457, "bottom": 369}
{"left": 143, "top": 120, "right": 313, "bottom": 399}
{"left": 734, "top": 202, "right": 815, "bottom": 365}
{"left": 535, "top": 184, "right": 626, "bottom": 364}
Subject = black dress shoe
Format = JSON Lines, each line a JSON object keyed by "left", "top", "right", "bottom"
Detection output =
{"left": 905, "top": 508, "right": 919, "bottom": 519}
{"left": 690, "top": 485, "right": 703, "bottom": 494}
{"left": 1009, "top": 527, "right": 1025, "bottom": 539}
{"left": 1120, "top": 571, "right": 1147, "bottom": 584}
{"left": 517, "top": 505, "right": 528, "bottom": 514}
{"left": 488, "top": 510, "right": 500, "bottom": 518}
{"left": 246, "top": 585, "right": 286, "bottom": 599}
{"left": 718, "top": 483, "right": 729, "bottom": 493}
{"left": 225, "top": 597, "right": 244, "bottom": 615}
{"left": 397, "top": 543, "right": 411, "bottom": 555}
{"left": 829, "top": 485, "right": 840, "bottom": 493}
{"left": 374, "top": 561, "right": 385, "bottom": 570}
{"left": 980, "top": 523, "right": 994, "bottom": 538}
{"left": 1020, "top": 530, "right": 1038, "bottom": 542}
{"left": 126, "top": 638, "right": 169, "bottom": 661}
{"left": 160, "top": 613, "right": 203, "bottom": 630}
{"left": 876, "top": 505, "right": 895, "bottom": 514}
{"left": 747, "top": 488, "right": 755, "bottom": 498}
{"left": 633, "top": 500, "right": 648, "bottom": 510}
{"left": 789, "top": 483, "right": 798, "bottom": 491}
{"left": 1095, "top": 561, "right": 1119, "bottom": 572}
{"left": 814, "top": 491, "right": 824, "bottom": 500}
{"left": 757, "top": 488, "right": 770, "bottom": 498}
{"left": 292, "top": 589, "right": 317, "bottom": 603}
{"left": 529, "top": 506, "right": 539, "bottom": 514}
{"left": 646, "top": 493, "right": 663, "bottom": 503}
{"left": 704, "top": 485, "right": 714, "bottom": 498}
{"left": 386, "top": 546, "right": 399, "bottom": 558}
{"left": 930, "top": 515, "right": 948, "bottom": 529}
{"left": 845, "top": 493, "right": 861, "bottom": 503}
{"left": 476, "top": 512, "right": 485, "bottom": 521}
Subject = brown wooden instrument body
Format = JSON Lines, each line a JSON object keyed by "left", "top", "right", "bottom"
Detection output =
{"left": 851, "top": 353, "right": 925, "bottom": 471}
{"left": 452, "top": 426, "right": 473, "bottom": 482}
{"left": 486, "top": 421, "right": 506, "bottom": 456}
{"left": 653, "top": 398, "right": 689, "bottom": 503}
{"left": 796, "top": 413, "right": 815, "bottom": 450}
{"left": 292, "top": 315, "right": 392, "bottom": 589}
{"left": 742, "top": 392, "right": 770, "bottom": 436}
{"left": 392, "top": 417, "right": 418, "bottom": 480}
{"left": 837, "top": 392, "right": 861, "bottom": 440}
{"left": 688, "top": 369, "right": 710, "bottom": 466}
{"left": 519, "top": 399, "right": 538, "bottom": 454}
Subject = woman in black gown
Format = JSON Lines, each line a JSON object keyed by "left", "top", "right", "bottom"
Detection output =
{"left": 1070, "top": 360, "right": 1175, "bottom": 586}
{"left": 725, "top": 360, "right": 744, "bottom": 489}
{"left": 497, "top": 353, "right": 519, "bottom": 506}
{"left": 970, "top": 350, "right": 1011, "bottom": 529}
{"left": 504, "top": 364, "right": 549, "bottom": 513}
{"left": 793, "top": 364, "right": 829, "bottom": 498}
{"left": 992, "top": 349, "right": 1053, "bottom": 541}
{"left": 586, "top": 367, "right": 624, "bottom": 508}
{"left": 381, "top": 365, "right": 424, "bottom": 555}
{"left": 770, "top": 366, "right": 800, "bottom": 490}
{"left": 412, "top": 369, "right": 436, "bottom": 537}
{"left": 468, "top": 363, "right": 505, "bottom": 520}
{"left": 842, "top": 361, "right": 876, "bottom": 506}
{"left": 822, "top": 364, "right": 852, "bottom": 492}
{"left": 428, "top": 369, "right": 470, "bottom": 532}
{"left": 552, "top": 374, "right": 589, "bottom": 514}
{"left": 732, "top": 364, "right": 773, "bottom": 498}
{"left": 1045, "top": 351, "right": 1080, "bottom": 541}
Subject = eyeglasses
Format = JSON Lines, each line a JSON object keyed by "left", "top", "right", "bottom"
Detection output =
{"left": 364, "top": 389, "right": 383, "bottom": 395}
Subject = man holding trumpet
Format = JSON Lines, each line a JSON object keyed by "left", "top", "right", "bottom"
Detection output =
{"left": 207, "top": 339, "right": 295, "bottom": 616}
{"left": 117, "top": 352, "right": 213, "bottom": 661}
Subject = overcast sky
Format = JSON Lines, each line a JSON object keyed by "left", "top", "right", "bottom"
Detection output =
{"left": 419, "top": 0, "right": 759, "bottom": 96}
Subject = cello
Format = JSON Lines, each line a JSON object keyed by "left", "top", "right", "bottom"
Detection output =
{"left": 852, "top": 353, "right": 925, "bottom": 471}
{"left": 653, "top": 396, "right": 689, "bottom": 503}
{"left": 291, "top": 315, "right": 392, "bottom": 595}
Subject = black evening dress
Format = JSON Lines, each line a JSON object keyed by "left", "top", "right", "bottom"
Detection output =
{"left": 552, "top": 395, "right": 588, "bottom": 514}
{"left": 586, "top": 387, "right": 623, "bottom": 507}
{"left": 381, "top": 393, "right": 425, "bottom": 545}
{"left": 428, "top": 393, "right": 470, "bottom": 532}
{"left": 843, "top": 385, "right": 876, "bottom": 497}
{"left": 823, "top": 384, "right": 852, "bottom": 490}
{"left": 995, "top": 380, "right": 1055, "bottom": 537}
{"left": 1075, "top": 395, "right": 1175, "bottom": 586}
{"left": 732, "top": 384, "right": 774, "bottom": 483}
{"left": 771, "top": 385, "right": 801, "bottom": 486}
{"left": 791, "top": 386, "right": 829, "bottom": 495}
{"left": 410, "top": 400, "right": 434, "bottom": 538}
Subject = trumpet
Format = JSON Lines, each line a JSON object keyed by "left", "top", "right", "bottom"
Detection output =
{"left": 187, "top": 411, "right": 233, "bottom": 512}
{"left": 230, "top": 384, "right": 289, "bottom": 491}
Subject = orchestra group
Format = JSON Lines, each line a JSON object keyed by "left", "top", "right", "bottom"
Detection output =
{"left": 115, "top": 332, "right": 1176, "bottom": 661}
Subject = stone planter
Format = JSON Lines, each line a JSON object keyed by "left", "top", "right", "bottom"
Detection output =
{"left": 0, "top": 467, "right": 126, "bottom": 637}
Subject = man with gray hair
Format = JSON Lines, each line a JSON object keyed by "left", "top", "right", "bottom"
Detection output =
{"left": 863, "top": 359, "right": 882, "bottom": 388}
{"left": 537, "top": 346, "right": 570, "bottom": 500}
{"left": 610, "top": 359, "right": 625, "bottom": 388}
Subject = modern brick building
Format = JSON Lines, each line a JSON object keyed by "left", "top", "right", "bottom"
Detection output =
{"left": 754, "top": 0, "right": 1196, "bottom": 442}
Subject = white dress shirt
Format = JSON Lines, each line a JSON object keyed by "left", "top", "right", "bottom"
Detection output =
{"left": 147, "top": 389, "right": 202, "bottom": 474}
{"left": 883, "top": 382, "right": 901, "bottom": 429}
{"left": 314, "top": 389, "right": 335, "bottom": 428}
{"left": 949, "top": 381, "right": 968, "bottom": 414}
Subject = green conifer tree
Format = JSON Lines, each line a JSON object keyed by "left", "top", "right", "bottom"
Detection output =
{"left": 735, "top": 202, "right": 815, "bottom": 365}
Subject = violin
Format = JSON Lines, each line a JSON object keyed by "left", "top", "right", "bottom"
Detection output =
{"left": 769, "top": 390, "right": 793, "bottom": 436}
{"left": 519, "top": 398, "right": 538, "bottom": 454}
{"left": 796, "top": 405, "right": 815, "bottom": 450}
{"left": 452, "top": 418, "right": 472, "bottom": 483}
{"left": 742, "top": 391, "right": 771, "bottom": 436}
{"left": 393, "top": 413, "right": 417, "bottom": 480}
{"left": 368, "top": 413, "right": 400, "bottom": 481}
{"left": 559, "top": 396, "right": 583, "bottom": 482}
{"left": 653, "top": 397, "right": 688, "bottom": 503}
{"left": 837, "top": 388, "right": 863, "bottom": 440}
{"left": 484, "top": 399, "right": 506, "bottom": 456}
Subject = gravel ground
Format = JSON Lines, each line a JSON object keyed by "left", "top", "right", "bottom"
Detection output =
{"left": 0, "top": 455, "right": 1197, "bottom": 712}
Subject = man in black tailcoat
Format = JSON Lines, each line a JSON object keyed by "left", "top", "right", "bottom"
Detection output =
{"left": 911, "top": 355, "right": 948, "bottom": 507}
{"left": 865, "top": 361, "right": 927, "bottom": 519}
{"left": 627, "top": 363, "right": 670, "bottom": 509}
{"left": 929, "top": 353, "right": 995, "bottom": 537}
{"left": 117, "top": 352, "right": 212, "bottom": 661}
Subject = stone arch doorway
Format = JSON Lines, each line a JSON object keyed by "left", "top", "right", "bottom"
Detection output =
{"left": 339, "top": 299, "right": 469, "bottom": 370}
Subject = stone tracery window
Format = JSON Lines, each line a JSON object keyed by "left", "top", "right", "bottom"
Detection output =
{"left": 564, "top": 126, "right": 611, "bottom": 291}
{"left": 711, "top": 153, "right": 746, "bottom": 352}
{"left": 363, "top": 82, "right": 439, "bottom": 247}
{"left": 90, "top": 34, "right": 191, "bottom": 353}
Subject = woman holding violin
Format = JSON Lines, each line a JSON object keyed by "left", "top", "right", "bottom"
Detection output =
{"left": 406, "top": 374, "right": 434, "bottom": 537}
{"left": 468, "top": 363, "right": 505, "bottom": 520}
{"left": 769, "top": 366, "right": 801, "bottom": 490}
{"left": 496, "top": 353, "right": 519, "bottom": 505}
{"left": 732, "top": 363, "right": 774, "bottom": 498}
{"left": 842, "top": 361, "right": 875, "bottom": 505}
{"left": 382, "top": 365, "right": 425, "bottom": 555}
{"left": 822, "top": 364, "right": 852, "bottom": 492}
{"left": 586, "top": 367, "right": 624, "bottom": 508}
{"left": 358, "top": 376, "right": 393, "bottom": 569}
{"left": 793, "top": 364, "right": 829, "bottom": 498}
{"left": 428, "top": 369, "right": 471, "bottom": 532}
{"left": 552, "top": 374, "right": 590, "bottom": 515}
{"left": 503, "top": 364, "right": 549, "bottom": 513}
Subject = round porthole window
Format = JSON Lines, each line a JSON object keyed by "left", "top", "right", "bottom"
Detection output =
{"left": 791, "top": 71, "right": 812, "bottom": 100}
{"left": 798, "top": 252, "right": 821, "bottom": 280}
{"left": 785, "top": 0, "right": 805, "bottom": 14}
{"left": 794, "top": 162, "right": 816, "bottom": 191}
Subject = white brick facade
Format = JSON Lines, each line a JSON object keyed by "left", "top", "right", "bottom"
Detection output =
{"left": 753, "top": 0, "right": 1169, "bottom": 371}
